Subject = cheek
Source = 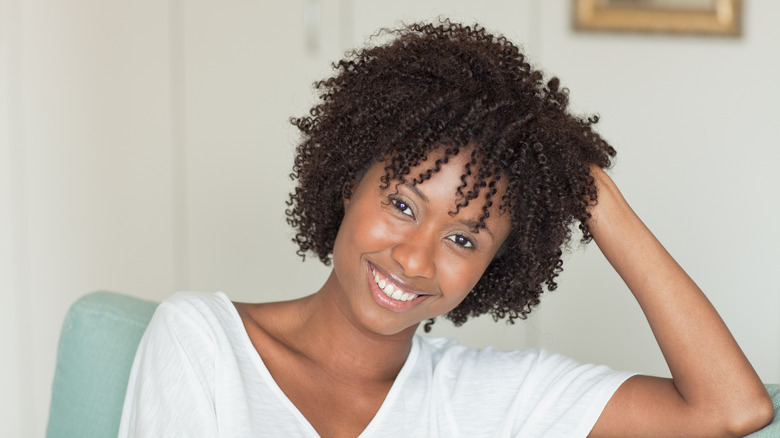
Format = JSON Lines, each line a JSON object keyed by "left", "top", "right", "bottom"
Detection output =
{"left": 436, "top": 256, "right": 489, "bottom": 301}
{"left": 334, "top": 202, "right": 397, "bottom": 259}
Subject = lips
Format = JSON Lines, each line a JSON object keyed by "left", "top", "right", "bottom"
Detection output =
{"left": 370, "top": 266, "right": 418, "bottom": 302}
{"left": 367, "top": 262, "right": 429, "bottom": 307}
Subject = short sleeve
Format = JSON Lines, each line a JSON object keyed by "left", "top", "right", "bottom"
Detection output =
{"left": 118, "top": 300, "right": 219, "bottom": 437}
{"left": 424, "top": 338, "right": 634, "bottom": 437}
{"left": 513, "top": 349, "right": 634, "bottom": 436}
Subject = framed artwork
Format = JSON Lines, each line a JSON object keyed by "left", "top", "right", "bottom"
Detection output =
{"left": 573, "top": 0, "right": 742, "bottom": 36}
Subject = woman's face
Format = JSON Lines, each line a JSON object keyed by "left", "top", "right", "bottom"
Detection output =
{"left": 328, "top": 147, "right": 513, "bottom": 336}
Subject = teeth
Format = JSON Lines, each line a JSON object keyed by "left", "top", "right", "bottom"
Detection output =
{"left": 371, "top": 265, "right": 419, "bottom": 302}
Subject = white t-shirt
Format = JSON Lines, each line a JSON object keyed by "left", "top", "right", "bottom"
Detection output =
{"left": 119, "top": 292, "right": 633, "bottom": 437}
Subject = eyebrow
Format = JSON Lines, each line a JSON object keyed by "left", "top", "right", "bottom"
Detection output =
{"left": 404, "top": 182, "right": 496, "bottom": 240}
{"left": 405, "top": 182, "right": 428, "bottom": 203}
{"left": 460, "top": 219, "right": 495, "bottom": 240}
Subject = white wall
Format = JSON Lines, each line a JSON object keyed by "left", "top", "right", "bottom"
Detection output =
{"left": 1, "top": 1, "right": 778, "bottom": 436}
{"left": 1, "top": 0, "right": 177, "bottom": 435}
{"left": 1, "top": 1, "right": 27, "bottom": 436}
{"left": 178, "top": 0, "right": 339, "bottom": 303}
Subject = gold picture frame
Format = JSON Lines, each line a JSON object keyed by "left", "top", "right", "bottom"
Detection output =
{"left": 574, "top": 0, "right": 742, "bottom": 36}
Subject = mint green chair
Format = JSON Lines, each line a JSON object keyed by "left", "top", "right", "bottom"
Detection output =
{"left": 46, "top": 292, "right": 158, "bottom": 438}
{"left": 46, "top": 292, "right": 778, "bottom": 437}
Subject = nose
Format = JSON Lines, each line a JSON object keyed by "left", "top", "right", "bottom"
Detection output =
{"left": 390, "top": 235, "right": 436, "bottom": 279}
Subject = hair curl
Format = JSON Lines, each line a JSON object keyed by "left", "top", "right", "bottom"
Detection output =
{"left": 287, "top": 19, "right": 615, "bottom": 331}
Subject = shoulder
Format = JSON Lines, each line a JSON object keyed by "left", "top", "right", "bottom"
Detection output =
{"left": 119, "top": 293, "right": 233, "bottom": 436}
{"left": 416, "top": 335, "right": 549, "bottom": 374}
{"left": 414, "top": 336, "right": 634, "bottom": 436}
{"left": 160, "top": 291, "right": 234, "bottom": 316}
{"left": 155, "top": 291, "right": 235, "bottom": 326}
{"left": 143, "top": 291, "right": 242, "bottom": 351}
{"left": 416, "top": 335, "right": 633, "bottom": 406}
{"left": 418, "top": 335, "right": 626, "bottom": 375}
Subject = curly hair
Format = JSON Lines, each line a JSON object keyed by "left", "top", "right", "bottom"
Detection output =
{"left": 287, "top": 19, "right": 615, "bottom": 331}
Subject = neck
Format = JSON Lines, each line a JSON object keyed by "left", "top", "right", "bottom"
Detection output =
{"left": 280, "top": 272, "right": 418, "bottom": 384}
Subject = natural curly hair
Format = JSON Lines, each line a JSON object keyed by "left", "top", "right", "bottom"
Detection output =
{"left": 287, "top": 19, "right": 615, "bottom": 331}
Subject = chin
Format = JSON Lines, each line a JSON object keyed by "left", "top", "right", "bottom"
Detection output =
{"left": 353, "top": 306, "right": 423, "bottom": 338}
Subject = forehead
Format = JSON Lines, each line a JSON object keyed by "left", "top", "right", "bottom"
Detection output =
{"left": 404, "top": 146, "right": 507, "bottom": 202}
{"left": 372, "top": 146, "right": 511, "bottom": 230}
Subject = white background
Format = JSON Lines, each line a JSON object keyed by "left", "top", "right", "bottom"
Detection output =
{"left": 1, "top": 1, "right": 778, "bottom": 436}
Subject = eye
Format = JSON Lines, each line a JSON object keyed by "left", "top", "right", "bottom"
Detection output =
{"left": 447, "top": 234, "right": 474, "bottom": 249}
{"left": 390, "top": 198, "right": 414, "bottom": 218}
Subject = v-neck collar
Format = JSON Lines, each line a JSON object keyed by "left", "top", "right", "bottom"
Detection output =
{"left": 222, "top": 293, "right": 421, "bottom": 437}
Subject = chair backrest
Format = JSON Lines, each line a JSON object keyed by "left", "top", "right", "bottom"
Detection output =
{"left": 46, "top": 291, "right": 158, "bottom": 438}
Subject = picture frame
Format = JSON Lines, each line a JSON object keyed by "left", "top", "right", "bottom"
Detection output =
{"left": 573, "top": 0, "right": 742, "bottom": 37}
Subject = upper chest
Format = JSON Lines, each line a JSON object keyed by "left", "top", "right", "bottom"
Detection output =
{"left": 234, "top": 302, "right": 397, "bottom": 437}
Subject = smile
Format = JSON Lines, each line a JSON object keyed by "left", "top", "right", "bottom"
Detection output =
{"left": 369, "top": 264, "right": 421, "bottom": 302}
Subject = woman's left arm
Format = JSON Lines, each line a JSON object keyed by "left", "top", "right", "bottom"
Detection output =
{"left": 587, "top": 166, "right": 773, "bottom": 438}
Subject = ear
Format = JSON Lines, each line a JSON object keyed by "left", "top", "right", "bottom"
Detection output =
{"left": 342, "top": 181, "right": 353, "bottom": 208}
{"left": 342, "top": 175, "right": 359, "bottom": 208}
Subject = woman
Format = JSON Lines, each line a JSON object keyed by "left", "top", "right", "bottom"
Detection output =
{"left": 119, "top": 20, "right": 773, "bottom": 437}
